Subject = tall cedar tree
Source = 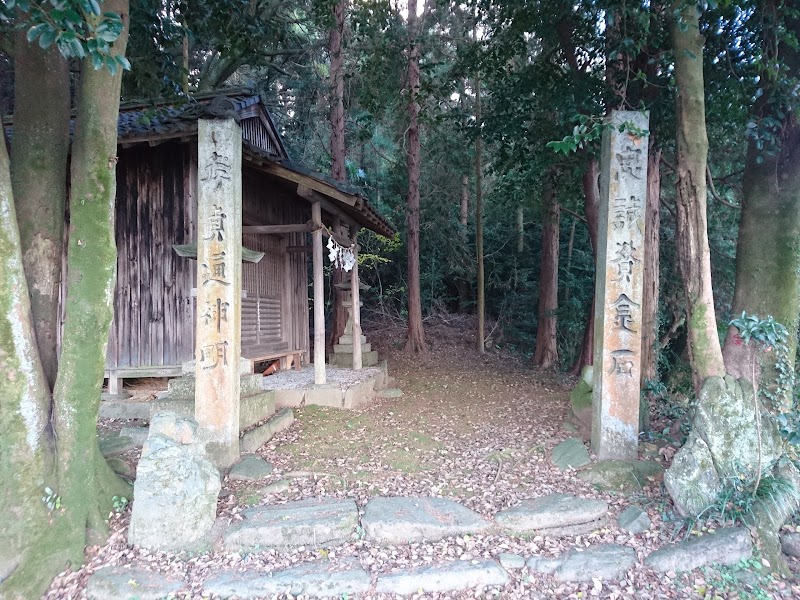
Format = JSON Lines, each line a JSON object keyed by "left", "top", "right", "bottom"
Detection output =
{"left": 404, "top": 0, "right": 427, "bottom": 352}
{"left": 328, "top": 0, "right": 350, "bottom": 352}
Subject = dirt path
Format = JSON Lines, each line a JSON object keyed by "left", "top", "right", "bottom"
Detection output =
{"left": 46, "top": 320, "right": 800, "bottom": 599}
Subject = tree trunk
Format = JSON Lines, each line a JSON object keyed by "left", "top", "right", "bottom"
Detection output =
{"left": 641, "top": 147, "right": 662, "bottom": 385}
{"left": 327, "top": 0, "right": 349, "bottom": 352}
{"left": 569, "top": 157, "right": 600, "bottom": 376}
{"left": 722, "top": 128, "right": 800, "bottom": 409}
{"left": 51, "top": 0, "right": 133, "bottom": 554}
{"left": 475, "top": 76, "right": 485, "bottom": 354}
{"left": 460, "top": 174, "right": 469, "bottom": 228}
{"left": 10, "top": 33, "right": 70, "bottom": 390}
{"left": 0, "top": 115, "right": 63, "bottom": 600}
{"left": 533, "top": 178, "right": 559, "bottom": 368}
{"left": 404, "top": 0, "right": 426, "bottom": 353}
{"left": 669, "top": 2, "right": 725, "bottom": 392}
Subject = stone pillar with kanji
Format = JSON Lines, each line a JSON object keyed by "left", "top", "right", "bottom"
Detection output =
{"left": 195, "top": 118, "right": 242, "bottom": 468}
{"left": 592, "top": 110, "right": 649, "bottom": 460}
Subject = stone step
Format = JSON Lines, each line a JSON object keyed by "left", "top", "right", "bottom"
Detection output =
{"left": 644, "top": 527, "right": 752, "bottom": 573}
{"left": 551, "top": 437, "right": 590, "bottom": 470}
{"left": 223, "top": 497, "right": 358, "bottom": 551}
{"left": 363, "top": 496, "right": 492, "bottom": 544}
{"left": 204, "top": 557, "right": 370, "bottom": 599}
{"left": 86, "top": 567, "right": 184, "bottom": 600}
{"left": 167, "top": 373, "right": 263, "bottom": 399}
{"left": 119, "top": 426, "right": 149, "bottom": 446}
{"left": 338, "top": 334, "right": 367, "bottom": 345}
{"left": 494, "top": 493, "right": 608, "bottom": 536}
{"left": 333, "top": 342, "right": 372, "bottom": 354}
{"left": 99, "top": 398, "right": 151, "bottom": 420}
{"left": 239, "top": 408, "right": 294, "bottom": 453}
{"left": 228, "top": 455, "right": 274, "bottom": 481}
{"left": 152, "top": 390, "right": 276, "bottom": 430}
{"left": 527, "top": 543, "right": 637, "bottom": 581}
{"left": 99, "top": 435, "right": 136, "bottom": 457}
{"left": 375, "top": 559, "right": 509, "bottom": 595}
{"left": 329, "top": 350, "right": 378, "bottom": 368}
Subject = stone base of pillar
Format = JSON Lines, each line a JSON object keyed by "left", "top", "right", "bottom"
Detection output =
{"left": 331, "top": 285, "right": 379, "bottom": 369}
{"left": 330, "top": 350, "right": 379, "bottom": 368}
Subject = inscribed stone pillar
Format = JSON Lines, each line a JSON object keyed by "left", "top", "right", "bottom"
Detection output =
{"left": 195, "top": 118, "right": 242, "bottom": 468}
{"left": 592, "top": 110, "right": 649, "bottom": 460}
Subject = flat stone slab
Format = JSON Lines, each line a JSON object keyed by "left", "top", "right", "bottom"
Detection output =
{"left": 375, "top": 559, "right": 509, "bottom": 595}
{"left": 229, "top": 455, "right": 274, "bottom": 481}
{"left": 378, "top": 388, "right": 404, "bottom": 399}
{"left": 86, "top": 567, "right": 184, "bottom": 600}
{"left": 618, "top": 506, "right": 651, "bottom": 534}
{"left": 363, "top": 496, "right": 492, "bottom": 544}
{"left": 528, "top": 544, "right": 637, "bottom": 581}
{"left": 781, "top": 531, "right": 800, "bottom": 558}
{"left": 99, "top": 435, "right": 136, "bottom": 457}
{"left": 259, "top": 479, "right": 290, "bottom": 494}
{"left": 577, "top": 460, "right": 664, "bottom": 495}
{"left": 224, "top": 497, "right": 358, "bottom": 550}
{"left": 497, "top": 553, "right": 526, "bottom": 570}
{"left": 551, "top": 438, "right": 590, "bottom": 470}
{"left": 119, "top": 426, "right": 149, "bottom": 446}
{"left": 99, "top": 398, "right": 148, "bottom": 420}
{"left": 494, "top": 494, "right": 608, "bottom": 536}
{"left": 203, "top": 557, "right": 370, "bottom": 599}
{"left": 645, "top": 527, "right": 752, "bottom": 573}
{"left": 239, "top": 408, "right": 294, "bottom": 453}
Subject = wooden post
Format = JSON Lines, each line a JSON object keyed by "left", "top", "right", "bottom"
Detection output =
{"left": 312, "top": 201, "right": 326, "bottom": 384}
{"left": 351, "top": 229, "right": 362, "bottom": 370}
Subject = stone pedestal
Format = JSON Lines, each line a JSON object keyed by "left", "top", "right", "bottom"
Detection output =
{"left": 194, "top": 118, "right": 243, "bottom": 469}
{"left": 591, "top": 110, "right": 649, "bottom": 460}
{"left": 331, "top": 283, "right": 378, "bottom": 368}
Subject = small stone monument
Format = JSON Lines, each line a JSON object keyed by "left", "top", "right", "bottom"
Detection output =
{"left": 330, "top": 282, "right": 379, "bottom": 367}
{"left": 592, "top": 110, "right": 649, "bottom": 460}
{"left": 194, "top": 118, "right": 243, "bottom": 468}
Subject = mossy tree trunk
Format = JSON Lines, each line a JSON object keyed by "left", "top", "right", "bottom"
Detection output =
{"left": 722, "top": 12, "right": 800, "bottom": 411}
{"left": 9, "top": 34, "right": 70, "bottom": 391}
{"left": 0, "top": 2, "right": 131, "bottom": 597}
{"left": 669, "top": 2, "right": 725, "bottom": 393}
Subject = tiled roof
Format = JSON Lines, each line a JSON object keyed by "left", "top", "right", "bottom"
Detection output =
{"left": 117, "top": 91, "right": 262, "bottom": 141}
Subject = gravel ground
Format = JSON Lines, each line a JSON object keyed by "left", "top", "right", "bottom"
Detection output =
{"left": 261, "top": 364, "right": 384, "bottom": 390}
{"left": 45, "top": 317, "right": 800, "bottom": 599}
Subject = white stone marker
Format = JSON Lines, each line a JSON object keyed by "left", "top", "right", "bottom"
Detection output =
{"left": 195, "top": 118, "right": 242, "bottom": 468}
{"left": 592, "top": 110, "right": 649, "bottom": 460}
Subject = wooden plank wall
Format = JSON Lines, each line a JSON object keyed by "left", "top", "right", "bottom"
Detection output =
{"left": 108, "top": 142, "right": 196, "bottom": 370}
{"left": 242, "top": 170, "right": 310, "bottom": 358}
{"left": 107, "top": 144, "right": 310, "bottom": 372}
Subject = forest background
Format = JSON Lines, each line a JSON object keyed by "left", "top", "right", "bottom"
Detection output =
{"left": 2, "top": 1, "right": 800, "bottom": 597}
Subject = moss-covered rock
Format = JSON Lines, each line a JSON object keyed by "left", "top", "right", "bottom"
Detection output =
{"left": 577, "top": 459, "right": 665, "bottom": 495}
{"left": 665, "top": 375, "right": 783, "bottom": 517}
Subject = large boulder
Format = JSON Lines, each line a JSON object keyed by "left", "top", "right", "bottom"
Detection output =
{"left": 664, "top": 376, "right": 783, "bottom": 516}
{"left": 128, "top": 412, "right": 221, "bottom": 551}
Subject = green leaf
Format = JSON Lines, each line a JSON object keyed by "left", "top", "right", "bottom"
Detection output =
{"left": 38, "top": 28, "right": 56, "bottom": 49}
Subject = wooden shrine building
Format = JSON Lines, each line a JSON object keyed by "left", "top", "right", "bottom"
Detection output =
{"left": 105, "top": 90, "right": 394, "bottom": 393}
